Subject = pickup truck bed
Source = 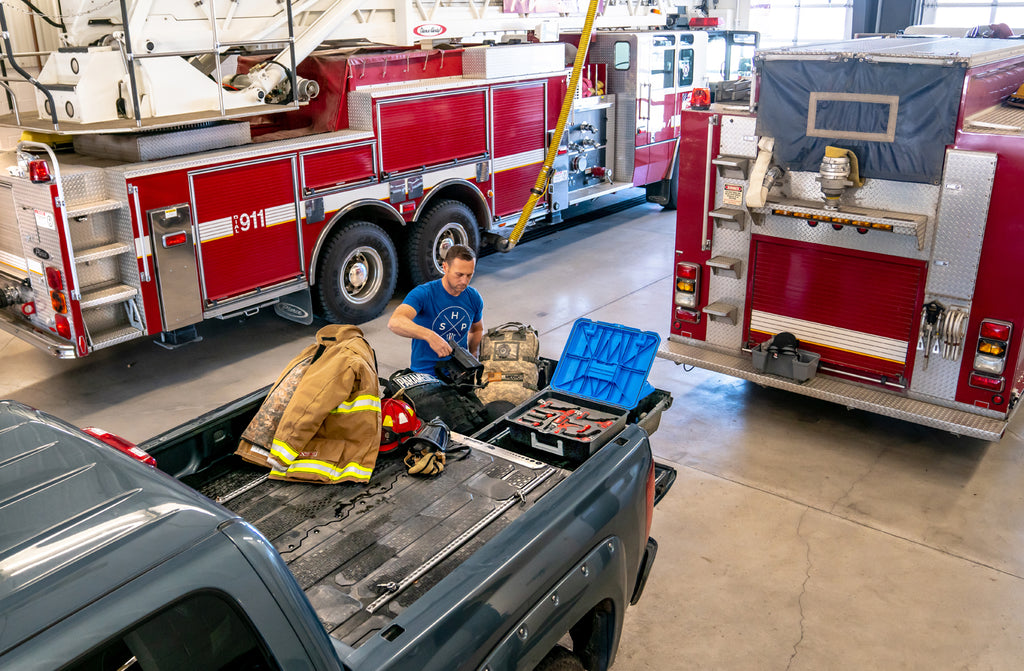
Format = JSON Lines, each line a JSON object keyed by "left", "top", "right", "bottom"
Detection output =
{"left": 181, "top": 435, "right": 567, "bottom": 647}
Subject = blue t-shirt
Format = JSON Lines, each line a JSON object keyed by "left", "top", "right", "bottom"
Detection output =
{"left": 404, "top": 279, "right": 483, "bottom": 374}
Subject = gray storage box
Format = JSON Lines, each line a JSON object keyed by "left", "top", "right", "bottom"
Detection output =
{"left": 751, "top": 337, "right": 821, "bottom": 383}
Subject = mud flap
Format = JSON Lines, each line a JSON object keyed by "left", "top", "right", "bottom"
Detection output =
{"left": 274, "top": 288, "right": 314, "bottom": 325}
{"left": 630, "top": 537, "right": 659, "bottom": 605}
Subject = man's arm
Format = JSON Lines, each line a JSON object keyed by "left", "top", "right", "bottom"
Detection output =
{"left": 388, "top": 303, "right": 452, "bottom": 358}
{"left": 468, "top": 320, "right": 484, "bottom": 358}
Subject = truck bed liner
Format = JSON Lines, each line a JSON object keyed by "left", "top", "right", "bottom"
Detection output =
{"left": 182, "top": 436, "right": 567, "bottom": 647}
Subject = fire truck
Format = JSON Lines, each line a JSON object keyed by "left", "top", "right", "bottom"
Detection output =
{"left": 658, "top": 36, "right": 1024, "bottom": 441}
{"left": 0, "top": 0, "right": 721, "bottom": 358}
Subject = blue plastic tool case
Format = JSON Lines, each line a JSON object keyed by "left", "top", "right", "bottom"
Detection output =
{"left": 504, "top": 319, "right": 660, "bottom": 462}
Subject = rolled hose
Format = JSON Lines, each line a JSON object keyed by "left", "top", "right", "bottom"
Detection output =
{"left": 503, "top": 0, "right": 602, "bottom": 251}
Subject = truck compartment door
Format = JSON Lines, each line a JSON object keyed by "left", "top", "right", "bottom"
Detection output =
{"left": 189, "top": 157, "right": 302, "bottom": 304}
{"left": 149, "top": 204, "right": 203, "bottom": 329}
{"left": 747, "top": 237, "right": 927, "bottom": 385}
{"left": 492, "top": 82, "right": 546, "bottom": 217}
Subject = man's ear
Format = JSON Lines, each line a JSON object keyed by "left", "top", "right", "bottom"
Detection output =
{"left": 441, "top": 262, "right": 448, "bottom": 273}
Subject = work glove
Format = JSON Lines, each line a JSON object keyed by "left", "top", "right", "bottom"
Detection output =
{"left": 404, "top": 448, "right": 446, "bottom": 476}
{"left": 402, "top": 417, "right": 451, "bottom": 476}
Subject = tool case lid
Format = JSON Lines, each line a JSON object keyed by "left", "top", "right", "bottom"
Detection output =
{"left": 551, "top": 319, "right": 660, "bottom": 409}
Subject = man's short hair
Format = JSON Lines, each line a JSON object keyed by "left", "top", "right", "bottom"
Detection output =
{"left": 444, "top": 244, "right": 476, "bottom": 265}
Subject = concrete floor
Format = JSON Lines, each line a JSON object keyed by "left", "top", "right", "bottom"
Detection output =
{"left": 3, "top": 194, "right": 1024, "bottom": 669}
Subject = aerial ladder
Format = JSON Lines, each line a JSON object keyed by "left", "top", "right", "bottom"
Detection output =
{"left": 1, "top": 0, "right": 685, "bottom": 132}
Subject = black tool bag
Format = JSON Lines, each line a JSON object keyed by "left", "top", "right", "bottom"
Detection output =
{"left": 475, "top": 322, "right": 541, "bottom": 407}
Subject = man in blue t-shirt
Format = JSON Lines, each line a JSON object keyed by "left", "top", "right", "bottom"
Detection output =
{"left": 388, "top": 245, "right": 484, "bottom": 375}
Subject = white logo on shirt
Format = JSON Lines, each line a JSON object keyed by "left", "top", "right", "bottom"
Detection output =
{"left": 433, "top": 306, "right": 471, "bottom": 343}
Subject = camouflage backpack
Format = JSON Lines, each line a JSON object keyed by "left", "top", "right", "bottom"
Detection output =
{"left": 475, "top": 322, "right": 540, "bottom": 406}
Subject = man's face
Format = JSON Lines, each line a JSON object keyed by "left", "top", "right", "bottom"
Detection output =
{"left": 441, "top": 257, "right": 475, "bottom": 296}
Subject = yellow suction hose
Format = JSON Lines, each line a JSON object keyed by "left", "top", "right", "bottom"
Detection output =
{"left": 502, "top": 0, "right": 601, "bottom": 251}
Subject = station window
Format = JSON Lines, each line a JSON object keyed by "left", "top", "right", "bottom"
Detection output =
{"left": 61, "top": 591, "right": 280, "bottom": 671}
{"left": 923, "top": 0, "right": 1024, "bottom": 29}
{"left": 749, "top": 0, "right": 852, "bottom": 47}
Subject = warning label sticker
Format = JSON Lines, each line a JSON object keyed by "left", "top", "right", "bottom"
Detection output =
{"left": 723, "top": 184, "right": 744, "bottom": 207}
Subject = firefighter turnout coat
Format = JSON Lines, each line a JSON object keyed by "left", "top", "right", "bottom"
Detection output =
{"left": 236, "top": 324, "right": 382, "bottom": 484}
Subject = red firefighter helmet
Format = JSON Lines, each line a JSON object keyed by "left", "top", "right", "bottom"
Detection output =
{"left": 380, "top": 398, "right": 421, "bottom": 453}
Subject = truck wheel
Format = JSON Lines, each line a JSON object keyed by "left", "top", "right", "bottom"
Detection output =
{"left": 533, "top": 645, "right": 585, "bottom": 671}
{"left": 317, "top": 221, "right": 398, "bottom": 324}
{"left": 406, "top": 199, "right": 480, "bottom": 286}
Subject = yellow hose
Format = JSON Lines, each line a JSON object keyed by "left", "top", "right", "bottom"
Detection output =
{"left": 504, "top": 0, "right": 602, "bottom": 250}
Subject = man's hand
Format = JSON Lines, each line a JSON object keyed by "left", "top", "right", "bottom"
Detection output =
{"left": 428, "top": 332, "right": 453, "bottom": 358}
{"left": 389, "top": 303, "right": 454, "bottom": 358}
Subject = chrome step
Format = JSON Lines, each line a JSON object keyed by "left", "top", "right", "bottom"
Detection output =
{"left": 75, "top": 242, "right": 132, "bottom": 263}
{"left": 79, "top": 283, "right": 138, "bottom": 309}
{"left": 88, "top": 324, "right": 146, "bottom": 351}
{"left": 66, "top": 198, "right": 124, "bottom": 218}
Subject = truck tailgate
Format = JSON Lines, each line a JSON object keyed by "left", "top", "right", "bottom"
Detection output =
{"left": 182, "top": 436, "right": 567, "bottom": 647}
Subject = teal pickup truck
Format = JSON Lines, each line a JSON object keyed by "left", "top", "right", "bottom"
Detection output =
{"left": 0, "top": 347, "right": 673, "bottom": 670}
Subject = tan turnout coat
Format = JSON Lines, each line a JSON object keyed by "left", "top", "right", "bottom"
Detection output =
{"left": 236, "top": 324, "right": 382, "bottom": 484}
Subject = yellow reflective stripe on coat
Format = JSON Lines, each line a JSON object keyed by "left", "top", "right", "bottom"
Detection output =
{"left": 271, "top": 459, "right": 373, "bottom": 482}
{"left": 270, "top": 439, "right": 297, "bottom": 465}
{"left": 330, "top": 394, "right": 382, "bottom": 414}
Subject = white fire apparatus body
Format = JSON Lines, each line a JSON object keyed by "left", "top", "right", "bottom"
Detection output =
{"left": 658, "top": 36, "right": 1024, "bottom": 440}
{"left": 0, "top": 0, "right": 719, "bottom": 357}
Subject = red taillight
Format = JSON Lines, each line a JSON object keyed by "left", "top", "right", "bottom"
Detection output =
{"left": 82, "top": 427, "right": 157, "bottom": 467}
{"left": 644, "top": 460, "right": 655, "bottom": 540}
{"left": 980, "top": 321, "right": 1011, "bottom": 341}
{"left": 676, "top": 263, "right": 698, "bottom": 280}
{"left": 162, "top": 231, "right": 188, "bottom": 248}
{"left": 690, "top": 87, "right": 711, "bottom": 110}
{"left": 675, "top": 307, "right": 700, "bottom": 324}
{"left": 45, "top": 266, "right": 63, "bottom": 290}
{"left": 675, "top": 262, "right": 700, "bottom": 309}
{"left": 28, "top": 159, "right": 52, "bottom": 183}
{"left": 689, "top": 16, "right": 720, "bottom": 27}
{"left": 974, "top": 319, "right": 1012, "bottom": 376}
{"left": 969, "top": 372, "right": 1004, "bottom": 392}
{"left": 54, "top": 314, "right": 71, "bottom": 339}
{"left": 21, "top": 302, "right": 35, "bottom": 316}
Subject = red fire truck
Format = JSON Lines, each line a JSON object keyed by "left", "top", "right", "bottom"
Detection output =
{"left": 0, "top": 0, "right": 723, "bottom": 358}
{"left": 659, "top": 36, "right": 1024, "bottom": 440}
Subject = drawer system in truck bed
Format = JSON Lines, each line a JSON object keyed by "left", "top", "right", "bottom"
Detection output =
{"left": 182, "top": 435, "right": 568, "bottom": 647}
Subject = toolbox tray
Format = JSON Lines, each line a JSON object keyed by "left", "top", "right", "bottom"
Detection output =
{"left": 494, "top": 319, "right": 661, "bottom": 463}
{"left": 502, "top": 389, "right": 628, "bottom": 461}
{"left": 750, "top": 337, "right": 821, "bottom": 383}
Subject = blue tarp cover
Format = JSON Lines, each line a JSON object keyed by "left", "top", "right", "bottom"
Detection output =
{"left": 755, "top": 58, "right": 967, "bottom": 184}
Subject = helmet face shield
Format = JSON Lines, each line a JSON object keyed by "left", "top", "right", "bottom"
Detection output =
{"left": 380, "top": 398, "right": 422, "bottom": 453}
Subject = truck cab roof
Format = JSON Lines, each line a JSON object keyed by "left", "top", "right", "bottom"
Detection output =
{"left": 0, "top": 400, "right": 232, "bottom": 657}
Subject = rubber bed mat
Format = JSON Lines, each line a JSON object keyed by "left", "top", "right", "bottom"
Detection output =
{"left": 186, "top": 438, "right": 565, "bottom": 647}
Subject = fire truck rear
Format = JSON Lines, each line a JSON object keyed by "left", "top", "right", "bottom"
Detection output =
{"left": 659, "top": 36, "right": 1024, "bottom": 440}
{"left": 0, "top": 0, "right": 725, "bottom": 358}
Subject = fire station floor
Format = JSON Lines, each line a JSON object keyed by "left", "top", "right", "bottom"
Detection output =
{"left": 3, "top": 191, "right": 1024, "bottom": 669}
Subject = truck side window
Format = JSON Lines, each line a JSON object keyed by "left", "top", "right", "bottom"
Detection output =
{"left": 614, "top": 41, "right": 631, "bottom": 70}
{"left": 679, "top": 49, "right": 695, "bottom": 87}
{"left": 60, "top": 591, "right": 280, "bottom": 671}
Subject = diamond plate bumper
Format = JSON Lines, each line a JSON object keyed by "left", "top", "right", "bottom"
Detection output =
{"left": 658, "top": 337, "right": 1009, "bottom": 441}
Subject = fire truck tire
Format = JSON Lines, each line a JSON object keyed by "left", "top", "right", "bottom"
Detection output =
{"left": 317, "top": 221, "right": 398, "bottom": 324}
{"left": 406, "top": 199, "right": 480, "bottom": 286}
